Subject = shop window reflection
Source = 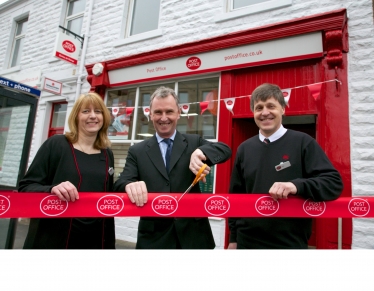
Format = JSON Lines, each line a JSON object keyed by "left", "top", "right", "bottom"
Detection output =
{"left": 106, "top": 88, "right": 136, "bottom": 140}
{"left": 177, "top": 78, "right": 218, "bottom": 138}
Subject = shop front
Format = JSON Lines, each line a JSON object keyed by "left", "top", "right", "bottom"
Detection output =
{"left": 85, "top": 9, "right": 351, "bottom": 249}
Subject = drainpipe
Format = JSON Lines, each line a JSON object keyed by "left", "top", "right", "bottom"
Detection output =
{"left": 75, "top": 0, "right": 94, "bottom": 101}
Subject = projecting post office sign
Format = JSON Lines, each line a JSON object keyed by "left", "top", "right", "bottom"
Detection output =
{"left": 53, "top": 31, "right": 81, "bottom": 65}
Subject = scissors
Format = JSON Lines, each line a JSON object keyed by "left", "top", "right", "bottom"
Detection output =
{"left": 178, "top": 164, "right": 207, "bottom": 202}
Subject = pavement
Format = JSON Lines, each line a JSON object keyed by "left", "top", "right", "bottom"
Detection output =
{"left": 1, "top": 218, "right": 136, "bottom": 249}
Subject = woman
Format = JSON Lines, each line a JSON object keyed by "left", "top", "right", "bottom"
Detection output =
{"left": 18, "top": 92, "right": 115, "bottom": 249}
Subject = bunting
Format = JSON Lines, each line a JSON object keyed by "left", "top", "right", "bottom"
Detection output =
{"left": 143, "top": 106, "right": 150, "bottom": 122}
{"left": 106, "top": 79, "right": 341, "bottom": 117}
{"left": 199, "top": 101, "right": 209, "bottom": 115}
{"left": 307, "top": 83, "right": 323, "bottom": 100}
{"left": 224, "top": 98, "right": 235, "bottom": 115}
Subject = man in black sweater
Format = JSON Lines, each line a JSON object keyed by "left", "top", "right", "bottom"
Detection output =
{"left": 228, "top": 83, "right": 343, "bottom": 249}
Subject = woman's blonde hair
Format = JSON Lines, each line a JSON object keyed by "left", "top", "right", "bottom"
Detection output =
{"left": 65, "top": 92, "right": 111, "bottom": 149}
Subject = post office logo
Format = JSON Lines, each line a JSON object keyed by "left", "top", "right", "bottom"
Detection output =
{"left": 303, "top": 199, "right": 326, "bottom": 216}
{"left": 0, "top": 195, "right": 10, "bottom": 216}
{"left": 97, "top": 195, "right": 124, "bottom": 216}
{"left": 255, "top": 196, "right": 279, "bottom": 216}
{"left": 62, "top": 40, "right": 76, "bottom": 53}
{"left": 186, "top": 56, "right": 201, "bottom": 70}
{"left": 40, "top": 195, "right": 68, "bottom": 216}
{"left": 204, "top": 196, "right": 230, "bottom": 216}
{"left": 152, "top": 195, "right": 178, "bottom": 216}
{"left": 348, "top": 198, "right": 370, "bottom": 217}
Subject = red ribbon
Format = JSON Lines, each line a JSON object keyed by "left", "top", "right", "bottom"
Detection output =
{"left": 0, "top": 191, "right": 372, "bottom": 218}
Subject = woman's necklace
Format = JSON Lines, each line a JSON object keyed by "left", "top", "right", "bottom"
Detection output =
{"left": 77, "top": 141, "right": 99, "bottom": 154}
{"left": 77, "top": 141, "right": 89, "bottom": 154}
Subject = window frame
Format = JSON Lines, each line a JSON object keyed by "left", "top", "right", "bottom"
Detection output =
{"left": 215, "top": 0, "right": 292, "bottom": 22}
{"left": 8, "top": 17, "right": 28, "bottom": 68}
{"left": 64, "top": 0, "right": 86, "bottom": 36}
{"left": 115, "top": 0, "right": 162, "bottom": 47}
{"left": 126, "top": 0, "right": 161, "bottom": 37}
{"left": 48, "top": 102, "right": 68, "bottom": 138}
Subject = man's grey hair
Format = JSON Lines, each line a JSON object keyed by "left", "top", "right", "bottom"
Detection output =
{"left": 150, "top": 86, "right": 179, "bottom": 108}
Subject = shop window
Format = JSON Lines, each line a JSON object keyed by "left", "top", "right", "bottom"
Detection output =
{"left": 128, "top": 0, "right": 160, "bottom": 36}
{"left": 65, "top": 0, "right": 86, "bottom": 36}
{"left": 9, "top": 17, "right": 28, "bottom": 68}
{"left": 135, "top": 83, "right": 174, "bottom": 140}
{"left": 177, "top": 78, "right": 219, "bottom": 139}
{"left": 106, "top": 78, "right": 219, "bottom": 141}
{"left": 215, "top": 0, "right": 292, "bottom": 22}
{"left": 0, "top": 109, "right": 11, "bottom": 171}
{"left": 106, "top": 88, "right": 137, "bottom": 140}
{"left": 48, "top": 102, "right": 67, "bottom": 137}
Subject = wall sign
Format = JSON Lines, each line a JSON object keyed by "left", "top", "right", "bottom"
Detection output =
{"left": 53, "top": 31, "right": 81, "bottom": 65}
{"left": 109, "top": 32, "right": 323, "bottom": 86}
{"left": 43, "top": 77, "right": 62, "bottom": 95}
{"left": 0, "top": 76, "right": 41, "bottom": 97}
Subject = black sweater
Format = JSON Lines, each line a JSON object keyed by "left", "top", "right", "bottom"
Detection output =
{"left": 229, "top": 129, "right": 343, "bottom": 249}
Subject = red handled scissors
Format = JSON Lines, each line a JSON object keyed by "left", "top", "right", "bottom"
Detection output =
{"left": 178, "top": 164, "right": 207, "bottom": 202}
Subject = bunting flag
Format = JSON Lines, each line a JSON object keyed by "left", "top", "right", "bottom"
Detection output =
{"left": 199, "top": 101, "right": 209, "bottom": 115}
{"left": 180, "top": 103, "right": 190, "bottom": 117}
{"left": 307, "top": 83, "right": 323, "bottom": 100}
{"left": 125, "top": 107, "right": 134, "bottom": 116}
{"left": 205, "top": 89, "right": 218, "bottom": 115}
{"left": 143, "top": 106, "right": 150, "bottom": 122}
{"left": 106, "top": 79, "right": 340, "bottom": 117}
{"left": 282, "top": 89, "right": 291, "bottom": 107}
{"left": 224, "top": 98, "right": 235, "bottom": 115}
{"left": 1, "top": 190, "right": 373, "bottom": 219}
{"left": 112, "top": 107, "right": 119, "bottom": 117}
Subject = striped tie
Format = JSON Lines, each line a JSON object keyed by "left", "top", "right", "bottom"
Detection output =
{"left": 264, "top": 138, "right": 270, "bottom": 144}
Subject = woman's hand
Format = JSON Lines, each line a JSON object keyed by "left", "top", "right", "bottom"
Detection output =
{"left": 51, "top": 181, "right": 79, "bottom": 202}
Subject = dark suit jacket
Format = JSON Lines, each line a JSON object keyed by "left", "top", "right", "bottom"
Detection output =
{"left": 113, "top": 132, "right": 231, "bottom": 249}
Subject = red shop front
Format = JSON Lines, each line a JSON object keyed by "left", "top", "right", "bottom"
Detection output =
{"left": 86, "top": 9, "right": 352, "bottom": 249}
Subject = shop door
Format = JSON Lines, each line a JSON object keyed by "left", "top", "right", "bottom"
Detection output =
{"left": 0, "top": 87, "right": 38, "bottom": 249}
{"left": 231, "top": 116, "right": 318, "bottom": 247}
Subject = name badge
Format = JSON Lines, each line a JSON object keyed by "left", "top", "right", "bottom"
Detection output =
{"left": 275, "top": 161, "right": 291, "bottom": 171}
{"left": 108, "top": 167, "right": 114, "bottom": 175}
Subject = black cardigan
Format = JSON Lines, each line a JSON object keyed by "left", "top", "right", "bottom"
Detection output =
{"left": 18, "top": 135, "right": 115, "bottom": 249}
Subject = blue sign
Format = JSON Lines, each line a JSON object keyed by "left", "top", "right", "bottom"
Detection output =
{"left": 0, "top": 76, "right": 41, "bottom": 97}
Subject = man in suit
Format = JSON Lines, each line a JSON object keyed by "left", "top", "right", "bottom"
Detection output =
{"left": 113, "top": 86, "right": 232, "bottom": 249}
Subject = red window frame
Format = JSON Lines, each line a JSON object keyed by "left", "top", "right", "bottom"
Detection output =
{"left": 48, "top": 102, "right": 67, "bottom": 138}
